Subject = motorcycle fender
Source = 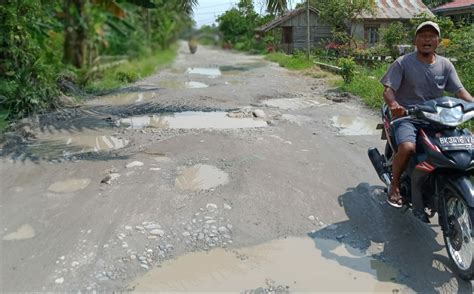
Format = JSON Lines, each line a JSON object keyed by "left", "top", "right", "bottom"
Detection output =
{"left": 444, "top": 175, "right": 474, "bottom": 207}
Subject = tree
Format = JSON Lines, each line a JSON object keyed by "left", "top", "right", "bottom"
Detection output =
{"left": 381, "top": 22, "right": 408, "bottom": 56}
{"left": 422, "top": 0, "right": 453, "bottom": 8}
{"left": 61, "top": 0, "right": 197, "bottom": 68}
{"left": 265, "top": 0, "right": 289, "bottom": 15}
{"left": 308, "top": 0, "right": 375, "bottom": 45}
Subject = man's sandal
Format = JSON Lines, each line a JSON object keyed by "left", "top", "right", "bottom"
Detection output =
{"left": 387, "top": 186, "right": 403, "bottom": 208}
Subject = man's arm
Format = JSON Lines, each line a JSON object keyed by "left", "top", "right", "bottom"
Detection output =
{"left": 456, "top": 88, "right": 473, "bottom": 102}
{"left": 383, "top": 86, "right": 406, "bottom": 118}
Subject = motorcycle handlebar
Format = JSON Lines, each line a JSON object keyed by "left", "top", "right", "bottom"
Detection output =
{"left": 389, "top": 106, "right": 419, "bottom": 126}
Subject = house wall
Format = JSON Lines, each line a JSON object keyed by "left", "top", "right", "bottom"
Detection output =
{"left": 279, "top": 11, "right": 332, "bottom": 52}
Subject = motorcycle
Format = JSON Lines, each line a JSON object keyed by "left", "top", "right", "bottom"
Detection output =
{"left": 368, "top": 96, "right": 474, "bottom": 279}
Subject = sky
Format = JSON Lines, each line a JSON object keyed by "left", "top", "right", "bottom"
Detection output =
{"left": 193, "top": 0, "right": 303, "bottom": 28}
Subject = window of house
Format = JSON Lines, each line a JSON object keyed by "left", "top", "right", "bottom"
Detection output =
{"left": 365, "top": 26, "right": 379, "bottom": 45}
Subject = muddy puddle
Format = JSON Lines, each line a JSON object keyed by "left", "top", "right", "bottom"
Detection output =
{"left": 3, "top": 224, "right": 35, "bottom": 241}
{"left": 48, "top": 178, "right": 91, "bottom": 193}
{"left": 186, "top": 67, "right": 222, "bottom": 78}
{"left": 130, "top": 236, "right": 400, "bottom": 292}
{"left": 331, "top": 116, "right": 380, "bottom": 136}
{"left": 175, "top": 164, "right": 229, "bottom": 191}
{"left": 24, "top": 133, "right": 129, "bottom": 159}
{"left": 89, "top": 91, "right": 157, "bottom": 106}
{"left": 220, "top": 62, "right": 266, "bottom": 74}
{"left": 159, "top": 80, "right": 209, "bottom": 89}
{"left": 118, "top": 112, "right": 267, "bottom": 130}
{"left": 262, "top": 97, "right": 329, "bottom": 110}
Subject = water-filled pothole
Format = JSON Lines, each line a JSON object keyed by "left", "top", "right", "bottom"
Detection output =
{"left": 48, "top": 178, "right": 91, "bottom": 193}
{"left": 175, "top": 164, "right": 229, "bottom": 191}
{"left": 130, "top": 237, "right": 399, "bottom": 292}
{"left": 220, "top": 62, "right": 266, "bottom": 74}
{"left": 159, "top": 81, "right": 209, "bottom": 89}
{"left": 118, "top": 112, "right": 267, "bottom": 129}
{"left": 186, "top": 67, "right": 222, "bottom": 78}
{"left": 90, "top": 91, "right": 157, "bottom": 106}
{"left": 331, "top": 116, "right": 379, "bottom": 136}
{"left": 25, "top": 133, "right": 129, "bottom": 159}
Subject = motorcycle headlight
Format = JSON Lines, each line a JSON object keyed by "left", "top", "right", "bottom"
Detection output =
{"left": 436, "top": 106, "right": 463, "bottom": 125}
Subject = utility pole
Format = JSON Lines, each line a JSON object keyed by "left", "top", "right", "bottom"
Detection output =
{"left": 306, "top": 0, "right": 310, "bottom": 59}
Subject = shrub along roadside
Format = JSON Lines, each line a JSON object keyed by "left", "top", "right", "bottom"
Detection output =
{"left": 0, "top": 109, "right": 8, "bottom": 132}
{"left": 85, "top": 46, "right": 177, "bottom": 95}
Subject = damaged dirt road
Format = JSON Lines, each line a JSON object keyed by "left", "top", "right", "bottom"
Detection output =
{"left": 1, "top": 43, "right": 472, "bottom": 292}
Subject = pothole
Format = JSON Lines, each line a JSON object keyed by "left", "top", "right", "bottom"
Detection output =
{"left": 17, "top": 133, "right": 129, "bottom": 160}
{"left": 185, "top": 81, "right": 209, "bottom": 89}
{"left": 159, "top": 81, "right": 209, "bottom": 89}
{"left": 175, "top": 164, "right": 229, "bottom": 191}
{"left": 220, "top": 62, "right": 266, "bottom": 74}
{"left": 90, "top": 91, "right": 157, "bottom": 106}
{"left": 130, "top": 237, "right": 399, "bottom": 292}
{"left": 281, "top": 114, "right": 314, "bottom": 126}
{"left": 330, "top": 116, "right": 379, "bottom": 136}
{"left": 261, "top": 98, "right": 328, "bottom": 110}
{"left": 186, "top": 67, "right": 222, "bottom": 78}
{"left": 118, "top": 112, "right": 267, "bottom": 129}
{"left": 3, "top": 224, "right": 36, "bottom": 241}
{"left": 48, "top": 178, "right": 91, "bottom": 193}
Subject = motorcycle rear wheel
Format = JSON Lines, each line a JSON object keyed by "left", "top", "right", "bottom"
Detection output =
{"left": 443, "top": 190, "right": 474, "bottom": 280}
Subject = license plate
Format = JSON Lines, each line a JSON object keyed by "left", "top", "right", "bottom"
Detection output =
{"left": 439, "top": 136, "right": 474, "bottom": 150}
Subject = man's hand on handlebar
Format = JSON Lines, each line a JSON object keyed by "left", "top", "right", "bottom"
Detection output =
{"left": 389, "top": 102, "right": 407, "bottom": 118}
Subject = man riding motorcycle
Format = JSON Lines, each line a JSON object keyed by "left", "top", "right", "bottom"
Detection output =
{"left": 380, "top": 21, "right": 473, "bottom": 219}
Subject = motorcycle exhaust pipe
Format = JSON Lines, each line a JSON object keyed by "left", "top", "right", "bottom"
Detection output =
{"left": 368, "top": 147, "right": 391, "bottom": 187}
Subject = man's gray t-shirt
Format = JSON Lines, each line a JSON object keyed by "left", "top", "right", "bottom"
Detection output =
{"left": 380, "top": 52, "right": 464, "bottom": 107}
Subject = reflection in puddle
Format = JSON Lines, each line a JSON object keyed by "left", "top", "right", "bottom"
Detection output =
{"left": 26, "top": 134, "right": 129, "bottom": 159}
{"left": 90, "top": 91, "right": 157, "bottom": 105}
{"left": 225, "top": 80, "right": 244, "bottom": 86}
{"left": 331, "top": 116, "right": 379, "bottom": 136}
{"left": 48, "top": 178, "right": 91, "bottom": 193}
{"left": 175, "top": 164, "right": 229, "bottom": 191}
{"left": 119, "top": 112, "right": 267, "bottom": 129}
{"left": 3, "top": 224, "right": 35, "bottom": 241}
{"left": 160, "top": 81, "right": 209, "bottom": 89}
{"left": 220, "top": 62, "right": 266, "bottom": 74}
{"left": 262, "top": 98, "right": 328, "bottom": 110}
{"left": 131, "top": 237, "right": 400, "bottom": 292}
{"left": 186, "top": 67, "right": 222, "bottom": 78}
{"left": 185, "top": 81, "right": 209, "bottom": 88}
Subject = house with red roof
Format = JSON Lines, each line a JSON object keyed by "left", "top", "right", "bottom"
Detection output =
{"left": 432, "top": 0, "right": 474, "bottom": 23}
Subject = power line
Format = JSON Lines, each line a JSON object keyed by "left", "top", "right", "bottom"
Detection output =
{"left": 197, "top": 2, "right": 236, "bottom": 9}
{"left": 194, "top": 10, "right": 229, "bottom": 15}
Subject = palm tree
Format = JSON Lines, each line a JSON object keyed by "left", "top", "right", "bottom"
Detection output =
{"left": 266, "top": 0, "right": 289, "bottom": 15}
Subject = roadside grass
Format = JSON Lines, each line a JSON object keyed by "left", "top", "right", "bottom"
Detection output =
{"left": 336, "top": 64, "right": 388, "bottom": 110}
{"left": 86, "top": 46, "right": 177, "bottom": 94}
{"left": 0, "top": 109, "right": 8, "bottom": 132}
{"left": 265, "top": 52, "right": 315, "bottom": 70}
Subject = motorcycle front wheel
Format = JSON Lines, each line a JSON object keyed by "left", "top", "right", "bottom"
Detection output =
{"left": 443, "top": 190, "right": 474, "bottom": 280}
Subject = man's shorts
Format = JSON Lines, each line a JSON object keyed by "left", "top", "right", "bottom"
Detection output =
{"left": 393, "top": 120, "right": 421, "bottom": 145}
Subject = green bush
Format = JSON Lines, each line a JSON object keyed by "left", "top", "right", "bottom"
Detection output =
{"left": 0, "top": 1, "right": 60, "bottom": 119}
{"left": 446, "top": 24, "right": 474, "bottom": 94}
{"left": 338, "top": 64, "right": 388, "bottom": 109}
{"left": 381, "top": 22, "right": 408, "bottom": 57}
{"left": 338, "top": 57, "right": 356, "bottom": 84}
{"left": 115, "top": 70, "right": 139, "bottom": 83}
